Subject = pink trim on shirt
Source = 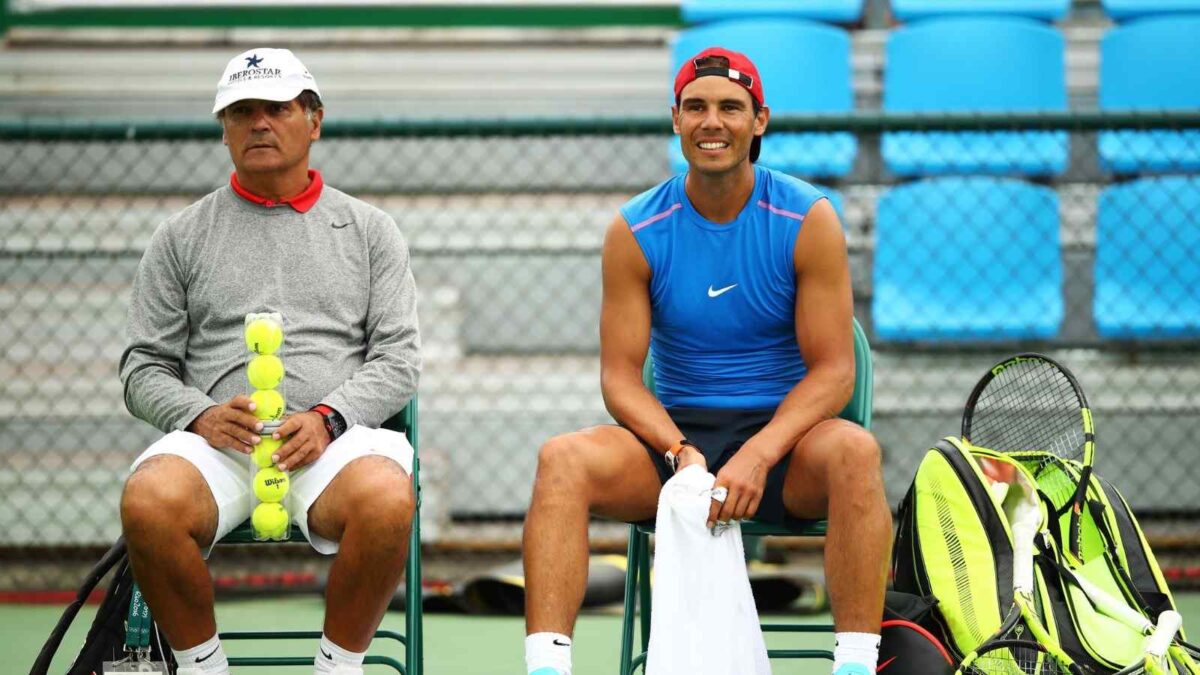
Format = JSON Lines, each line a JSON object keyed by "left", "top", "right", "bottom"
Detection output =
{"left": 630, "top": 203, "right": 682, "bottom": 232}
{"left": 757, "top": 200, "right": 806, "bottom": 222}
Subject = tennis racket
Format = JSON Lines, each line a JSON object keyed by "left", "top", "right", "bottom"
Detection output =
{"left": 956, "top": 480, "right": 1081, "bottom": 675}
{"left": 1110, "top": 610, "right": 1187, "bottom": 675}
{"left": 958, "top": 639, "right": 1077, "bottom": 675}
{"left": 1066, "top": 570, "right": 1200, "bottom": 674}
{"left": 962, "top": 353, "right": 1095, "bottom": 558}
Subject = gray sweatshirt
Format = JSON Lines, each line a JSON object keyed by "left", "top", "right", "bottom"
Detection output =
{"left": 119, "top": 182, "right": 421, "bottom": 433}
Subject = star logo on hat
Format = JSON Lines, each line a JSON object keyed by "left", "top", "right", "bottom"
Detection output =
{"left": 245, "top": 54, "right": 264, "bottom": 68}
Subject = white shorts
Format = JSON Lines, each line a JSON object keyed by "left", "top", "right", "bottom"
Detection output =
{"left": 130, "top": 425, "right": 413, "bottom": 556}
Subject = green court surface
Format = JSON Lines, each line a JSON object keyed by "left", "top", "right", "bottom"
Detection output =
{"left": 11, "top": 594, "right": 1200, "bottom": 673}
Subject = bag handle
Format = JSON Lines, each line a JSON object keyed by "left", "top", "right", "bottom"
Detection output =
{"left": 29, "top": 537, "right": 128, "bottom": 675}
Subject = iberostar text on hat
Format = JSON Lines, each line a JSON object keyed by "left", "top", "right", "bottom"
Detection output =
{"left": 213, "top": 48, "right": 322, "bottom": 114}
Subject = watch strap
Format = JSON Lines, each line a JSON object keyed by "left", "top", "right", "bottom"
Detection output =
{"left": 310, "top": 404, "right": 347, "bottom": 441}
{"left": 664, "top": 439, "right": 697, "bottom": 473}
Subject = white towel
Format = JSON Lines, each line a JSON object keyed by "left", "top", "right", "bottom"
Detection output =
{"left": 646, "top": 464, "right": 772, "bottom": 675}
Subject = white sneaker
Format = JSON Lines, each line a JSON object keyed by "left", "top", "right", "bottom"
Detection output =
{"left": 177, "top": 668, "right": 228, "bottom": 675}
{"left": 328, "top": 665, "right": 364, "bottom": 675}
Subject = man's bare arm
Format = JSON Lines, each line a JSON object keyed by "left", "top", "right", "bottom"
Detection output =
{"left": 708, "top": 198, "right": 855, "bottom": 524}
{"left": 754, "top": 197, "right": 857, "bottom": 460}
{"left": 599, "top": 214, "right": 701, "bottom": 468}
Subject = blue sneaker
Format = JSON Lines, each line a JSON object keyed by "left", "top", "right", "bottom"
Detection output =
{"left": 833, "top": 665, "right": 872, "bottom": 675}
{"left": 529, "top": 669, "right": 564, "bottom": 675}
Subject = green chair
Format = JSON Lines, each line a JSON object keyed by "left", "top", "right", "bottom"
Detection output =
{"left": 618, "top": 319, "right": 873, "bottom": 674}
{"left": 127, "top": 399, "right": 423, "bottom": 675}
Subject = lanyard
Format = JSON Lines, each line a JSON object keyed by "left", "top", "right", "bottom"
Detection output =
{"left": 125, "top": 585, "right": 152, "bottom": 651}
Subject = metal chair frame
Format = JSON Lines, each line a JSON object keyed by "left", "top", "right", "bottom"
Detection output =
{"left": 132, "top": 399, "right": 422, "bottom": 674}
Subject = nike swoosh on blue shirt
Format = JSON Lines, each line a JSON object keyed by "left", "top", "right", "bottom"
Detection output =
{"left": 707, "top": 283, "right": 737, "bottom": 298}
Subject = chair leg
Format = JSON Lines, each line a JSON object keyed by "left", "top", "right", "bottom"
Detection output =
{"left": 742, "top": 533, "right": 764, "bottom": 562}
{"left": 637, "top": 532, "right": 652, "bottom": 658}
{"left": 619, "top": 525, "right": 643, "bottom": 675}
{"left": 406, "top": 482, "right": 422, "bottom": 675}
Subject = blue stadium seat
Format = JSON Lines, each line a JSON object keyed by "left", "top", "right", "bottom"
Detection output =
{"left": 1101, "top": 0, "right": 1200, "bottom": 20}
{"left": 1099, "top": 16, "right": 1200, "bottom": 174}
{"left": 669, "top": 18, "right": 857, "bottom": 178}
{"left": 882, "top": 17, "right": 1068, "bottom": 177}
{"left": 891, "top": 0, "right": 1069, "bottom": 21}
{"left": 682, "top": 0, "right": 865, "bottom": 24}
{"left": 873, "top": 177, "right": 1062, "bottom": 341}
{"left": 1094, "top": 176, "right": 1200, "bottom": 339}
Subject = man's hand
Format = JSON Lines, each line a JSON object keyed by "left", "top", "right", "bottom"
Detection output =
{"left": 675, "top": 444, "right": 707, "bottom": 472}
{"left": 271, "top": 411, "right": 330, "bottom": 471}
{"left": 708, "top": 445, "right": 771, "bottom": 528}
{"left": 188, "top": 395, "right": 263, "bottom": 454}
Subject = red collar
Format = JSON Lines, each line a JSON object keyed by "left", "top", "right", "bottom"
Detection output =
{"left": 230, "top": 169, "right": 323, "bottom": 213}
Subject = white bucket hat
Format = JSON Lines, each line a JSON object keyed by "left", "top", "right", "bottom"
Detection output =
{"left": 212, "top": 48, "right": 321, "bottom": 114}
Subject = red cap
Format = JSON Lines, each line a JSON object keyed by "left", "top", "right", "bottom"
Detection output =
{"left": 673, "top": 47, "right": 766, "bottom": 162}
{"left": 673, "top": 47, "right": 765, "bottom": 107}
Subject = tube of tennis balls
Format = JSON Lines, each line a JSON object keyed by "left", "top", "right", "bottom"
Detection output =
{"left": 244, "top": 312, "right": 291, "bottom": 541}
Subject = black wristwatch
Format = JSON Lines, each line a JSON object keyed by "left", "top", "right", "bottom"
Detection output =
{"left": 310, "top": 404, "right": 347, "bottom": 442}
{"left": 664, "top": 439, "right": 699, "bottom": 473}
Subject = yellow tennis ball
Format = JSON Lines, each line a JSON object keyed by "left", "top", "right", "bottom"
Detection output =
{"left": 253, "top": 467, "right": 289, "bottom": 503}
{"left": 250, "top": 389, "right": 285, "bottom": 420}
{"left": 247, "top": 354, "right": 285, "bottom": 390}
{"left": 252, "top": 435, "right": 283, "bottom": 468}
{"left": 245, "top": 318, "right": 283, "bottom": 355}
{"left": 251, "top": 502, "right": 289, "bottom": 539}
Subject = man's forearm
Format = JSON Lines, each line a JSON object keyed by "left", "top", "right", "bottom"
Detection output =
{"left": 123, "top": 363, "right": 218, "bottom": 434}
{"left": 602, "top": 374, "right": 682, "bottom": 455}
{"left": 750, "top": 364, "right": 855, "bottom": 464}
{"left": 320, "top": 352, "right": 419, "bottom": 430}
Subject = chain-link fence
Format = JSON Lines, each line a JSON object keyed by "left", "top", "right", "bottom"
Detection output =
{"left": 1, "top": 112, "right": 1198, "bottom": 579}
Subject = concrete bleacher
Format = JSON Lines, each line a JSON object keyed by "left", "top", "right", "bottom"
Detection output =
{"left": 2, "top": 8, "right": 1198, "bottom": 545}
{"left": 0, "top": 18, "right": 1109, "bottom": 121}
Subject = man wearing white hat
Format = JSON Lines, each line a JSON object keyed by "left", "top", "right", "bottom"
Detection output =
{"left": 118, "top": 48, "right": 421, "bottom": 675}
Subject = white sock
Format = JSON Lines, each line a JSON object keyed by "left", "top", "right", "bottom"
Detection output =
{"left": 525, "top": 632, "right": 572, "bottom": 675}
{"left": 314, "top": 634, "right": 366, "bottom": 674}
{"left": 833, "top": 631, "right": 880, "bottom": 672}
{"left": 172, "top": 633, "right": 230, "bottom": 675}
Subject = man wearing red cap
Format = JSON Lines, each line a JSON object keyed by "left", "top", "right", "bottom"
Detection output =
{"left": 521, "top": 48, "right": 890, "bottom": 675}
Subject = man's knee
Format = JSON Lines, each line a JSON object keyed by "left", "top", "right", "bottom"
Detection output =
{"left": 121, "top": 456, "right": 214, "bottom": 545}
{"left": 340, "top": 458, "right": 415, "bottom": 537}
{"left": 816, "top": 421, "right": 883, "bottom": 481}
{"left": 533, "top": 432, "right": 591, "bottom": 492}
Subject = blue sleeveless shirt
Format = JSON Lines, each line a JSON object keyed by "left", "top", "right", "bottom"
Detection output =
{"left": 620, "top": 165, "right": 828, "bottom": 409}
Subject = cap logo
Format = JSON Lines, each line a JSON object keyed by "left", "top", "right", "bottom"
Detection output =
{"left": 228, "top": 52, "right": 283, "bottom": 84}
{"left": 693, "top": 63, "right": 754, "bottom": 90}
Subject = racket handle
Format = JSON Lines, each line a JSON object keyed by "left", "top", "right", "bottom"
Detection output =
{"left": 1072, "top": 571, "right": 1154, "bottom": 633}
{"left": 1145, "top": 611, "right": 1183, "bottom": 658}
{"left": 1009, "top": 492, "right": 1041, "bottom": 594}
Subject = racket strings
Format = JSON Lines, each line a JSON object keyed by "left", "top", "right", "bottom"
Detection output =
{"left": 962, "top": 642, "right": 1074, "bottom": 674}
{"left": 1015, "top": 452, "right": 1078, "bottom": 514}
{"left": 969, "top": 361, "right": 1086, "bottom": 463}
